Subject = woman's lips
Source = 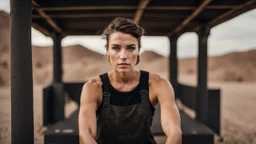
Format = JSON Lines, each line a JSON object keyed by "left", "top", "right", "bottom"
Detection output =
{"left": 118, "top": 63, "right": 130, "bottom": 68}
{"left": 118, "top": 63, "right": 129, "bottom": 65}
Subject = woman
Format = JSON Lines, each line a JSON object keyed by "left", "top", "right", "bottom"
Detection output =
{"left": 78, "top": 17, "right": 182, "bottom": 144}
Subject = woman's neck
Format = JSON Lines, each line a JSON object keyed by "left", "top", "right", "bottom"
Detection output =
{"left": 110, "top": 69, "right": 140, "bottom": 84}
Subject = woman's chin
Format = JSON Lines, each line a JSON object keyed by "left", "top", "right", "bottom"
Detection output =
{"left": 116, "top": 67, "right": 132, "bottom": 73}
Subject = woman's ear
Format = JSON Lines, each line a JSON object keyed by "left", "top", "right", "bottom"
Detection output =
{"left": 106, "top": 48, "right": 109, "bottom": 55}
{"left": 135, "top": 55, "right": 140, "bottom": 65}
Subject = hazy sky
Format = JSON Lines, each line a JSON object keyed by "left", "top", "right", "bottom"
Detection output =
{"left": 1, "top": 1, "right": 255, "bottom": 58}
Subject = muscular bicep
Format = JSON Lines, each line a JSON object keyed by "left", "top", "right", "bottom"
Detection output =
{"left": 78, "top": 81, "right": 100, "bottom": 138}
{"left": 157, "top": 79, "right": 181, "bottom": 136}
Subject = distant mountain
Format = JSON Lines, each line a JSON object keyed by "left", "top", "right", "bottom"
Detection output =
{"left": 0, "top": 11, "right": 9, "bottom": 19}
{"left": 0, "top": 11, "right": 10, "bottom": 86}
{"left": 62, "top": 44, "right": 104, "bottom": 63}
{"left": 178, "top": 48, "right": 256, "bottom": 82}
{"left": 140, "top": 50, "right": 164, "bottom": 62}
{"left": 0, "top": 11, "right": 10, "bottom": 54}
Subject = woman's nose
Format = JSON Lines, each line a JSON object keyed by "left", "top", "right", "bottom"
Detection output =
{"left": 120, "top": 50, "right": 128, "bottom": 60}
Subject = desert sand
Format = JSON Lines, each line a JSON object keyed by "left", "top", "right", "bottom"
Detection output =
{"left": 1, "top": 11, "right": 256, "bottom": 144}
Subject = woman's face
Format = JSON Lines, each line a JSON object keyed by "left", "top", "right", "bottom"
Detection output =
{"left": 107, "top": 31, "right": 139, "bottom": 73}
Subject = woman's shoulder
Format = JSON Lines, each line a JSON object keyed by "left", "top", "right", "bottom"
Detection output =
{"left": 83, "top": 76, "right": 103, "bottom": 90}
{"left": 80, "top": 76, "right": 103, "bottom": 107}
{"left": 148, "top": 72, "right": 170, "bottom": 86}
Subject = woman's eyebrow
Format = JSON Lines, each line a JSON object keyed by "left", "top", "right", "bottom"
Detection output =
{"left": 127, "top": 44, "right": 136, "bottom": 47}
{"left": 111, "top": 44, "right": 120, "bottom": 47}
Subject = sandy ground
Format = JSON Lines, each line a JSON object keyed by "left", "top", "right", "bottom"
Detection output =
{"left": 1, "top": 74, "right": 256, "bottom": 144}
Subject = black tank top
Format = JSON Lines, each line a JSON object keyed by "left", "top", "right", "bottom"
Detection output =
{"left": 97, "top": 70, "right": 155, "bottom": 114}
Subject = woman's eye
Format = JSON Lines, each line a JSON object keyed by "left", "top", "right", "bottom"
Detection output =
{"left": 112, "top": 47, "right": 120, "bottom": 50}
{"left": 127, "top": 47, "right": 135, "bottom": 50}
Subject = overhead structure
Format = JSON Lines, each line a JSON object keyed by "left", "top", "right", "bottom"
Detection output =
{"left": 133, "top": 0, "right": 151, "bottom": 24}
{"left": 167, "top": 0, "right": 212, "bottom": 37}
{"left": 31, "top": 0, "right": 256, "bottom": 36}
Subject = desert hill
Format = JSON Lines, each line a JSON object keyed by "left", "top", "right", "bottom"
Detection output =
{"left": 0, "top": 11, "right": 10, "bottom": 86}
{"left": 177, "top": 49, "right": 256, "bottom": 82}
{"left": 140, "top": 50, "right": 164, "bottom": 62}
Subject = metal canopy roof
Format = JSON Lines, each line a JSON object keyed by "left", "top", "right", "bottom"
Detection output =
{"left": 31, "top": 0, "right": 256, "bottom": 37}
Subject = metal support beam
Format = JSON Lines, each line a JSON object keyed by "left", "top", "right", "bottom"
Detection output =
{"left": 190, "top": 0, "right": 256, "bottom": 32}
{"left": 208, "top": 0, "right": 256, "bottom": 27}
{"left": 41, "top": 5, "right": 239, "bottom": 11}
{"left": 133, "top": 0, "right": 151, "bottom": 24}
{"left": 51, "top": 33, "right": 65, "bottom": 124}
{"left": 167, "top": 0, "right": 212, "bottom": 37}
{"left": 52, "top": 32, "right": 63, "bottom": 83}
{"left": 32, "top": 0, "right": 63, "bottom": 34}
{"left": 32, "top": 13, "right": 188, "bottom": 19}
{"left": 169, "top": 35, "right": 179, "bottom": 97}
{"left": 32, "top": 13, "right": 134, "bottom": 19}
{"left": 32, "top": 23, "right": 51, "bottom": 36}
{"left": 196, "top": 26, "right": 210, "bottom": 122}
{"left": 10, "top": 0, "right": 34, "bottom": 143}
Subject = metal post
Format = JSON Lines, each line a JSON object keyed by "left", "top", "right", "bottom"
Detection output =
{"left": 51, "top": 32, "right": 65, "bottom": 123}
{"left": 52, "top": 32, "right": 63, "bottom": 83}
{"left": 10, "top": 0, "right": 34, "bottom": 143}
{"left": 169, "top": 35, "right": 179, "bottom": 96}
{"left": 196, "top": 26, "right": 210, "bottom": 121}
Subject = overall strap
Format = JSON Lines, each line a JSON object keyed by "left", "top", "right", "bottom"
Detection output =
{"left": 102, "top": 73, "right": 111, "bottom": 107}
{"left": 140, "top": 70, "right": 149, "bottom": 103}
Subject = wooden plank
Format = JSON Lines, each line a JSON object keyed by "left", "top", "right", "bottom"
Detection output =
{"left": 191, "top": 0, "right": 256, "bottom": 32}
{"left": 32, "top": 13, "right": 133, "bottom": 18}
{"left": 208, "top": 0, "right": 256, "bottom": 26}
{"left": 167, "top": 0, "right": 212, "bottom": 37}
{"left": 42, "top": 6, "right": 137, "bottom": 11}
{"left": 32, "top": 0, "right": 63, "bottom": 33}
{"left": 32, "top": 13, "right": 187, "bottom": 19}
{"left": 133, "top": 0, "right": 151, "bottom": 24}
{"left": 41, "top": 5, "right": 238, "bottom": 11}
{"left": 32, "top": 23, "right": 51, "bottom": 36}
{"left": 147, "top": 5, "right": 237, "bottom": 10}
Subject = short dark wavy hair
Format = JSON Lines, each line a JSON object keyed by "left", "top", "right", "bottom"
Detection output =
{"left": 102, "top": 17, "right": 145, "bottom": 50}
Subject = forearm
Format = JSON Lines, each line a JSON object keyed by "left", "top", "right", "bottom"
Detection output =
{"left": 165, "top": 129, "right": 182, "bottom": 144}
{"left": 78, "top": 114, "right": 97, "bottom": 144}
{"left": 79, "top": 130, "right": 97, "bottom": 144}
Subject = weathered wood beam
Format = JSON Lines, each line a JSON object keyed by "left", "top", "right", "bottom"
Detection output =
{"left": 32, "top": 13, "right": 188, "bottom": 19}
{"left": 42, "top": 6, "right": 137, "bottom": 11}
{"left": 32, "top": 0, "right": 62, "bottom": 33}
{"left": 41, "top": 5, "right": 238, "bottom": 11}
{"left": 133, "top": 0, "right": 151, "bottom": 24}
{"left": 147, "top": 5, "right": 237, "bottom": 10}
{"left": 191, "top": 0, "right": 256, "bottom": 32}
{"left": 167, "top": 0, "right": 212, "bottom": 37}
{"left": 32, "top": 23, "right": 51, "bottom": 36}
{"left": 208, "top": 0, "right": 256, "bottom": 26}
{"left": 206, "top": 5, "right": 239, "bottom": 9}
{"left": 32, "top": 13, "right": 133, "bottom": 18}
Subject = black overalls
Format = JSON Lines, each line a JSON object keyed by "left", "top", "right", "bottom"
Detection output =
{"left": 96, "top": 70, "right": 157, "bottom": 144}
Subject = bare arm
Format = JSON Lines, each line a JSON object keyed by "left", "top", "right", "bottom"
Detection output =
{"left": 78, "top": 79, "right": 101, "bottom": 144}
{"left": 156, "top": 78, "right": 182, "bottom": 144}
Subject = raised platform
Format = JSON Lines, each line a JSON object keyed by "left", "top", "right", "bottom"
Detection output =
{"left": 45, "top": 108, "right": 214, "bottom": 144}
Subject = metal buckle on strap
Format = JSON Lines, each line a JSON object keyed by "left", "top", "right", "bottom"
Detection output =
{"left": 103, "top": 92, "right": 111, "bottom": 107}
{"left": 140, "top": 90, "right": 148, "bottom": 102}
{"left": 103, "top": 92, "right": 111, "bottom": 97}
{"left": 140, "top": 90, "right": 148, "bottom": 96}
